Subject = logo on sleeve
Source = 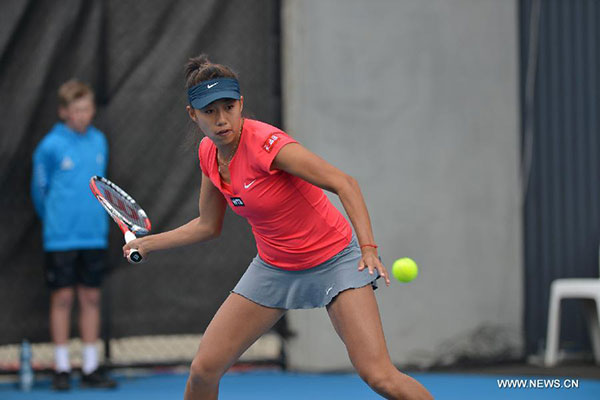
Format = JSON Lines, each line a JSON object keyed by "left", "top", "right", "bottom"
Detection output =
{"left": 230, "top": 197, "right": 245, "bottom": 207}
{"left": 262, "top": 134, "right": 280, "bottom": 153}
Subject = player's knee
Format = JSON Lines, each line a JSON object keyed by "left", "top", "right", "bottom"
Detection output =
{"left": 52, "top": 288, "right": 75, "bottom": 308}
{"left": 78, "top": 289, "right": 101, "bottom": 309}
{"left": 359, "top": 368, "right": 395, "bottom": 396}
{"left": 188, "top": 358, "right": 222, "bottom": 389}
{"left": 359, "top": 367, "right": 433, "bottom": 400}
{"left": 356, "top": 361, "right": 406, "bottom": 397}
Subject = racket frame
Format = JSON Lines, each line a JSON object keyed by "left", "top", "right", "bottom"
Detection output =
{"left": 89, "top": 176, "right": 151, "bottom": 263}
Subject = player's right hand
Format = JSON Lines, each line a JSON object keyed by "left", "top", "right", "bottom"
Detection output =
{"left": 123, "top": 237, "right": 147, "bottom": 262}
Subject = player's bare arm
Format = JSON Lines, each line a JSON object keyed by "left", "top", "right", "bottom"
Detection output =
{"left": 272, "top": 143, "right": 390, "bottom": 285}
{"left": 123, "top": 172, "right": 226, "bottom": 258}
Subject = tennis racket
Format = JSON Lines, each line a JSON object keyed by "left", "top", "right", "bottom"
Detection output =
{"left": 89, "top": 176, "right": 151, "bottom": 264}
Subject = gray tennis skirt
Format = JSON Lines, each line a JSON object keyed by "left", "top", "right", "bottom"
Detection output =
{"left": 232, "top": 236, "right": 380, "bottom": 309}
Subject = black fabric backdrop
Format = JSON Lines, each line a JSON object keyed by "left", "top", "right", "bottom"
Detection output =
{"left": 520, "top": 0, "right": 600, "bottom": 356}
{"left": 0, "top": 0, "right": 283, "bottom": 344}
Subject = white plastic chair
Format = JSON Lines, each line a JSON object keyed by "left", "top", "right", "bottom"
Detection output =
{"left": 544, "top": 249, "right": 600, "bottom": 366}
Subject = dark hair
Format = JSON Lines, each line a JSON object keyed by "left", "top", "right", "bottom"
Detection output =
{"left": 184, "top": 54, "right": 238, "bottom": 90}
{"left": 182, "top": 55, "right": 242, "bottom": 151}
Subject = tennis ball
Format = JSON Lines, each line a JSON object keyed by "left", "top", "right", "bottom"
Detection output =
{"left": 392, "top": 258, "right": 418, "bottom": 283}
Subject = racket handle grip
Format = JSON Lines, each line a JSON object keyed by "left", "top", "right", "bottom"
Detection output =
{"left": 124, "top": 231, "right": 143, "bottom": 264}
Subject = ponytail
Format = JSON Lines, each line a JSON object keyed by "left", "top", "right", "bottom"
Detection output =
{"left": 184, "top": 54, "right": 238, "bottom": 89}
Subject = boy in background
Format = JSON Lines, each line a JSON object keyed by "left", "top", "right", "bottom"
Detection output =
{"left": 31, "top": 79, "right": 116, "bottom": 390}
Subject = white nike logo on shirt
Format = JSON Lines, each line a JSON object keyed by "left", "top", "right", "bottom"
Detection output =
{"left": 244, "top": 180, "right": 256, "bottom": 189}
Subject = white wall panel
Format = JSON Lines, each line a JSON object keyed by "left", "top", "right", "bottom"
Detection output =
{"left": 283, "top": 0, "right": 521, "bottom": 370}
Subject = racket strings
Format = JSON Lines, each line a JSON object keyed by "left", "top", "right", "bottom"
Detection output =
{"left": 97, "top": 182, "right": 147, "bottom": 229}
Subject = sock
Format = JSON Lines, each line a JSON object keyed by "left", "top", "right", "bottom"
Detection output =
{"left": 54, "top": 345, "right": 70, "bottom": 373}
{"left": 82, "top": 344, "right": 98, "bottom": 375}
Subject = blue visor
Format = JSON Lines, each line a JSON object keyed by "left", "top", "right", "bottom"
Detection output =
{"left": 187, "top": 78, "right": 241, "bottom": 109}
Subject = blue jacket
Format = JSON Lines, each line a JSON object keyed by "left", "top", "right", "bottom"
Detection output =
{"left": 31, "top": 123, "right": 109, "bottom": 251}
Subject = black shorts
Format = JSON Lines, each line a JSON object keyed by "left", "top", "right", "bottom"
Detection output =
{"left": 44, "top": 249, "right": 108, "bottom": 290}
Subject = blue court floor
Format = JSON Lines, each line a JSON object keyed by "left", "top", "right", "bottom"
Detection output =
{"left": 1, "top": 370, "right": 599, "bottom": 399}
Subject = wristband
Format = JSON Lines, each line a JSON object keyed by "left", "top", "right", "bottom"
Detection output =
{"left": 360, "top": 244, "right": 378, "bottom": 249}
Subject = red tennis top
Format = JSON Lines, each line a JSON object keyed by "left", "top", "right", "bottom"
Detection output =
{"left": 198, "top": 119, "right": 352, "bottom": 270}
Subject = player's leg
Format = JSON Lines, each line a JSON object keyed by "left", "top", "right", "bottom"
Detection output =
{"left": 49, "top": 286, "right": 75, "bottom": 390}
{"left": 47, "top": 252, "right": 76, "bottom": 347}
{"left": 77, "top": 249, "right": 104, "bottom": 375}
{"left": 185, "top": 293, "right": 286, "bottom": 400}
{"left": 76, "top": 250, "right": 116, "bottom": 387}
{"left": 45, "top": 251, "right": 77, "bottom": 390}
{"left": 326, "top": 285, "right": 432, "bottom": 400}
{"left": 76, "top": 249, "right": 108, "bottom": 347}
{"left": 50, "top": 287, "right": 75, "bottom": 346}
{"left": 77, "top": 285, "right": 101, "bottom": 344}
{"left": 77, "top": 284, "right": 103, "bottom": 380}
{"left": 76, "top": 284, "right": 116, "bottom": 387}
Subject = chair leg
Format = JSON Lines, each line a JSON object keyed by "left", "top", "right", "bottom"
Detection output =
{"left": 585, "top": 298, "right": 600, "bottom": 365}
{"left": 545, "top": 288, "right": 561, "bottom": 367}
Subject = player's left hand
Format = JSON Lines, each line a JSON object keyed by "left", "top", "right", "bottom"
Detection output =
{"left": 358, "top": 247, "right": 390, "bottom": 286}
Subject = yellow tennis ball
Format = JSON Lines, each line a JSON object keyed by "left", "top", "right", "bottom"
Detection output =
{"left": 392, "top": 258, "right": 418, "bottom": 283}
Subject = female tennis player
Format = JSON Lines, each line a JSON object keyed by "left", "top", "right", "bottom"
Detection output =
{"left": 123, "top": 55, "right": 432, "bottom": 400}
